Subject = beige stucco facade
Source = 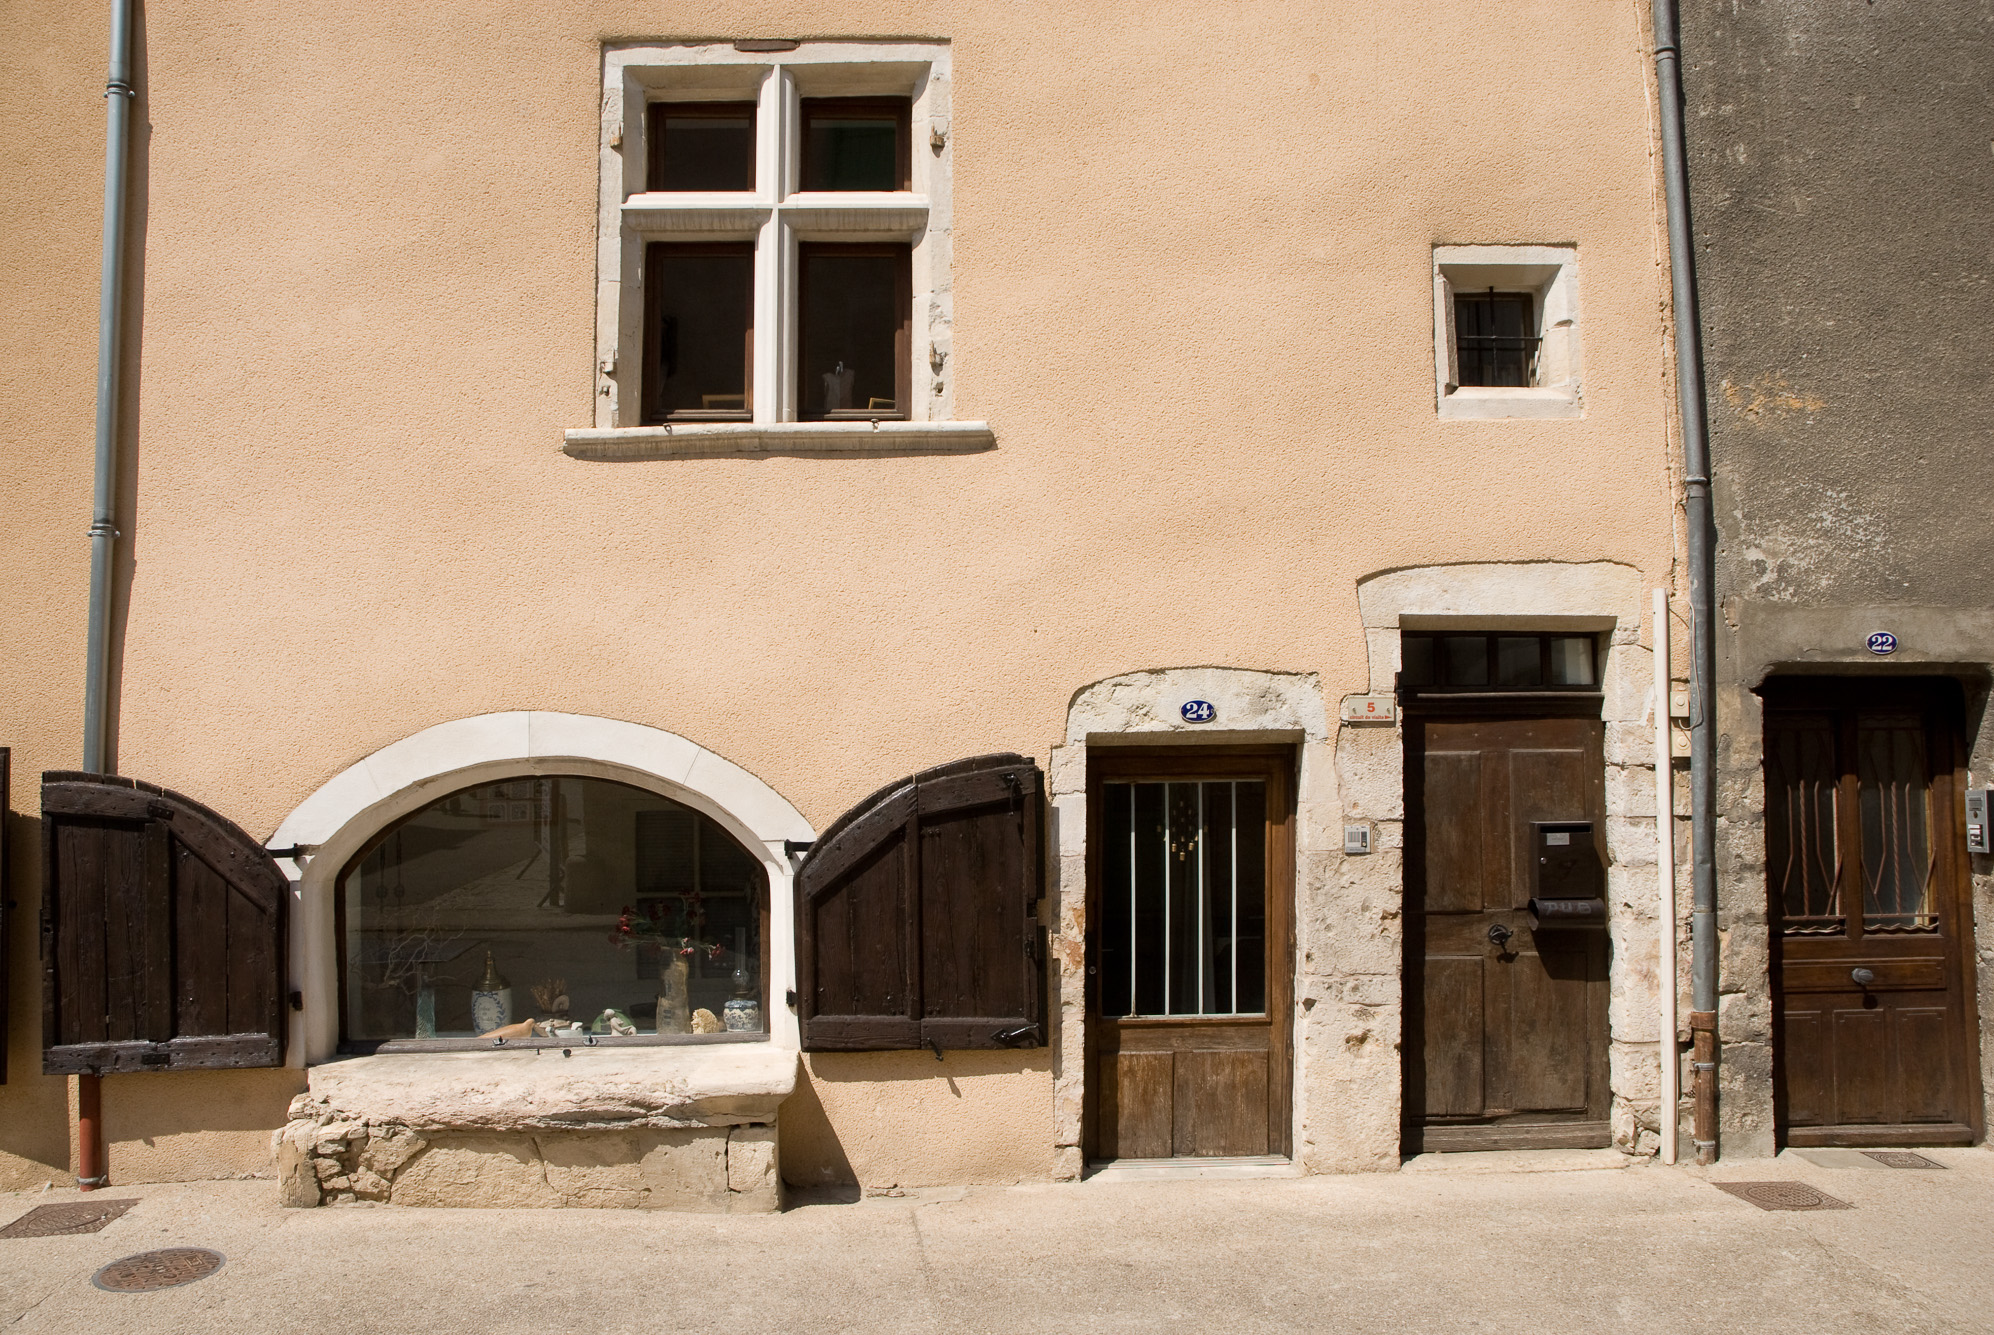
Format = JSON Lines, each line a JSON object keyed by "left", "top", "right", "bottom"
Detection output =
{"left": 0, "top": 0, "right": 1683, "bottom": 1196}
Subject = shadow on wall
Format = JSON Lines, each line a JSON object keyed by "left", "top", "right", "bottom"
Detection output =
{"left": 778, "top": 1050, "right": 1054, "bottom": 1191}
{"left": 102, "top": 1066, "right": 305, "bottom": 1184}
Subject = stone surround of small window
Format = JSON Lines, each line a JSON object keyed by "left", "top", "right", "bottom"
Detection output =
{"left": 1433, "top": 245, "right": 1583, "bottom": 420}
{"left": 576, "top": 40, "right": 980, "bottom": 459}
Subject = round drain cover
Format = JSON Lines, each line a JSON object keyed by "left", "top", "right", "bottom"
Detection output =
{"left": 91, "top": 1248, "right": 225, "bottom": 1293}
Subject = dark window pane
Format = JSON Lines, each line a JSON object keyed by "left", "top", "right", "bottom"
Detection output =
{"left": 1441, "top": 636, "right": 1489, "bottom": 686}
{"left": 799, "top": 245, "right": 906, "bottom": 419}
{"left": 1099, "top": 782, "right": 1134, "bottom": 1018}
{"left": 1766, "top": 716, "right": 1842, "bottom": 932}
{"left": 340, "top": 777, "right": 768, "bottom": 1042}
{"left": 801, "top": 99, "right": 908, "bottom": 191}
{"left": 1495, "top": 636, "right": 1544, "bottom": 687}
{"left": 1549, "top": 636, "right": 1595, "bottom": 686}
{"left": 1401, "top": 636, "right": 1435, "bottom": 686}
{"left": 1455, "top": 292, "right": 1537, "bottom": 387}
{"left": 1857, "top": 715, "right": 1935, "bottom": 929}
{"left": 1202, "top": 782, "right": 1235, "bottom": 1014}
{"left": 645, "top": 244, "right": 753, "bottom": 422}
{"left": 1233, "top": 782, "right": 1267, "bottom": 1015}
{"left": 1131, "top": 783, "right": 1167, "bottom": 1016}
{"left": 650, "top": 103, "right": 755, "bottom": 192}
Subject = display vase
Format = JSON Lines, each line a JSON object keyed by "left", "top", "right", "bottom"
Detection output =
{"left": 656, "top": 955, "right": 692, "bottom": 1035}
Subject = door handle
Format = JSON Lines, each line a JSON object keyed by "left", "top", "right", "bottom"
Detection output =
{"left": 1487, "top": 922, "right": 1515, "bottom": 949}
{"left": 1851, "top": 967, "right": 1876, "bottom": 988}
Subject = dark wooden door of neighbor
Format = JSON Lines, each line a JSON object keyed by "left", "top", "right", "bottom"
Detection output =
{"left": 1086, "top": 748, "right": 1293, "bottom": 1161}
{"left": 1404, "top": 711, "right": 1610, "bottom": 1152}
{"left": 1764, "top": 678, "right": 1980, "bottom": 1146}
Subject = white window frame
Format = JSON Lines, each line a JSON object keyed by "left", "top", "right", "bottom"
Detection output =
{"left": 1433, "top": 244, "right": 1583, "bottom": 420}
{"left": 572, "top": 41, "right": 988, "bottom": 458}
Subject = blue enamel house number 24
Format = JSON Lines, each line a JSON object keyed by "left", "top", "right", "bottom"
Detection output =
{"left": 1181, "top": 700, "right": 1217, "bottom": 723}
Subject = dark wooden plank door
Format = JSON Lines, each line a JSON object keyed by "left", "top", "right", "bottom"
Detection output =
{"left": 1087, "top": 748, "right": 1293, "bottom": 1160}
{"left": 1765, "top": 678, "right": 1980, "bottom": 1146}
{"left": 1404, "top": 713, "right": 1609, "bottom": 1151}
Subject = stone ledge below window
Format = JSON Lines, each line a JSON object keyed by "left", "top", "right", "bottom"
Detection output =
{"left": 1438, "top": 386, "right": 1582, "bottom": 421}
{"left": 300, "top": 1042, "right": 799, "bottom": 1133}
{"left": 563, "top": 420, "right": 996, "bottom": 461}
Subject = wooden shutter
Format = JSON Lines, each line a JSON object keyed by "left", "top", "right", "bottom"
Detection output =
{"left": 798, "top": 753, "right": 1044, "bottom": 1052}
{"left": 41, "top": 772, "right": 288, "bottom": 1075}
{"left": 1, "top": 748, "right": 10, "bottom": 1085}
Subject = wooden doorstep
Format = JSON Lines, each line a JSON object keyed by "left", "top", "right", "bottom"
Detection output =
{"left": 1411, "top": 1120, "right": 1613, "bottom": 1153}
{"left": 1784, "top": 1122, "right": 1974, "bottom": 1148}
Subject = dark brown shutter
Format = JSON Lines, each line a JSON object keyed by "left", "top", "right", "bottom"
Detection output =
{"left": 41, "top": 772, "right": 288, "bottom": 1075}
{"left": 1, "top": 747, "right": 10, "bottom": 1084}
{"left": 798, "top": 753, "right": 1043, "bottom": 1052}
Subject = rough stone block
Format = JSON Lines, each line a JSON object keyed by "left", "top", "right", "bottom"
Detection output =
{"left": 725, "top": 1124, "right": 780, "bottom": 1212}
{"left": 1604, "top": 763, "right": 1656, "bottom": 819}
{"left": 359, "top": 1128, "right": 426, "bottom": 1179}
{"left": 1335, "top": 728, "right": 1404, "bottom": 822}
{"left": 274, "top": 1123, "right": 321, "bottom": 1209}
{"left": 1050, "top": 1144, "right": 1084, "bottom": 1182}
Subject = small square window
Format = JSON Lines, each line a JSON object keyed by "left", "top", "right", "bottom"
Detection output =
{"left": 1433, "top": 245, "right": 1581, "bottom": 420}
{"left": 648, "top": 102, "right": 756, "bottom": 192}
{"left": 800, "top": 98, "right": 910, "bottom": 191}
{"left": 798, "top": 243, "right": 910, "bottom": 420}
{"left": 1442, "top": 636, "right": 1489, "bottom": 687}
{"left": 1494, "top": 636, "right": 1544, "bottom": 686}
{"left": 1399, "top": 633, "right": 1600, "bottom": 694}
{"left": 1549, "top": 637, "right": 1596, "bottom": 686}
{"left": 643, "top": 243, "right": 754, "bottom": 423}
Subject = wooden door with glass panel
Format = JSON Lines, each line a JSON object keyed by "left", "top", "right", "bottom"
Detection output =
{"left": 1087, "top": 749, "right": 1293, "bottom": 1160}
{"left": 1765, "top": 677, "right": 1980, "bottom": 1146}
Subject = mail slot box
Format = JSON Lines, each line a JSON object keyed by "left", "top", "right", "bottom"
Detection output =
{"left": 1534, "top": 821, "right": 1603, "bottom": 898}
{"left": 1528, "top": 897, "right": 1608, "bottom": 929}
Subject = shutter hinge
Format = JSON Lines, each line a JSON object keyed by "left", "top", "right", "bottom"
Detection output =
{"left": 266, "top": 844, "right": 317, "bottom": 861}
{"left": 288, "top": 990, "right": 304, "bottom": 1012}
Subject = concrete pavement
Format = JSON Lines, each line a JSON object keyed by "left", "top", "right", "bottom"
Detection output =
{"left": 1, "top": 1148, "right": 1988, "bottom": 1333}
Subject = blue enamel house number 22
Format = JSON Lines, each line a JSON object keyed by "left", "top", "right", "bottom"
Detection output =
{"left": 1181, "top": 700, "right": 1217, "bottom": 723}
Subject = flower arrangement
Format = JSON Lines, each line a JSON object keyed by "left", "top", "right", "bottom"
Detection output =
{"left": 608, "top": 891, "right": 727, "bottom": 963}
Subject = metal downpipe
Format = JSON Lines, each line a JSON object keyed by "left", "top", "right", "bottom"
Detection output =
{"left": 1650, "top": 0, "right": 1721, "bottom": 1164}
{"left": 78, "top": 0, "right": 137, "bottom": 1192}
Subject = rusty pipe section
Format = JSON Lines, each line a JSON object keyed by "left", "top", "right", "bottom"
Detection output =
{"left": 76, "top": 1074, "right": 106, "bottom": 1190}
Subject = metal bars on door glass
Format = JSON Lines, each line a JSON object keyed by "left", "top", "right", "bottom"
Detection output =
{"left": 1098, "top": 781, "right": 1266, "bottom": 1018}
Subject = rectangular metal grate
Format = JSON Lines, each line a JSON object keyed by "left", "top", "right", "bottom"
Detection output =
{"left": 1861, "top": 1150, "right": 1946, "bottom": 1169}
{"left": 1715, "top": 1181, "right": 1851, "bottom": 1211}
{"left": 0, "top": 1198, "right": 137, "bottom": 1238}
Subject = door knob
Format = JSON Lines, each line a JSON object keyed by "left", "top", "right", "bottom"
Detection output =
{"left": 1851, "top": 967, "right": 1876, "bottom": 987}
{"left": 1487, "top": 922, "right": 1515, "bottom": 949}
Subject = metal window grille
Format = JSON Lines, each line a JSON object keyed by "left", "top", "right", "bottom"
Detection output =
{"left": 1454, "top": 290, "right": 1539, "bottom": 387}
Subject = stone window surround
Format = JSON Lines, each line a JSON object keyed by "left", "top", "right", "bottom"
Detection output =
{"left": 268, "top": 711, "right": 817, "bottom": 1068}
{"left": 569, "top": 40, "right": 993, "bottom": 462}
{"left": 1433, "top": 244, "right": 1584, "bottom": 421}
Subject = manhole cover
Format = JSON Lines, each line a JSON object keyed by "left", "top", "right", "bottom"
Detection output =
{"left": 91, "top": 1248, "right": 225, "bottom": 1292}
{"left": 0, "top": 1199, "right": 136, "bottom": 1239}
{"left": 1715, "top": 1181, "right": 1852, "bottom": 1211}
{"left": 1861, "top": 1150, "right": 1945, "bottom": 1170}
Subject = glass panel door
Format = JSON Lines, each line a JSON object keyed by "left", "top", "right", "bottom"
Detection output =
{"left": 1098, "top": 780, "right": 1266, "bottom": 1018}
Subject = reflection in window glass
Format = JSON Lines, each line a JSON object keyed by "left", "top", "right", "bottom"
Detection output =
{"left": 1495, "top": 637, "right": 1543, "bottom": 687}
{"left": 645, "top": 244, "right": 753, "bottom": 421}
{"left": 340, "top": 777, "right": 766, "bottom": 1044}
{"left": 651, "top": 103, "right": 756, "bottom": 191}
{"left": 1399, "top": 636, "right": 1434, "bottom": 687}
{"left": 1857, "top": 716, "right": 1935, "bottom": 929}
{"left": 1442, "top": 636, "right": 1488, "bottom": 686}
{"left": 799, "top": 245, "right": 906, "bottom": 418}
{"left": 1549, "top": 637, "right": 1595, "bottom": 686}
{"left": 801, "top": 99, "right": 907, "bottom": 191}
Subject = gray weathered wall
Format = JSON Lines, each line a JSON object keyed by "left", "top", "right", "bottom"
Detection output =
{"left": 1681, "top": 0, "right": 1994, "bottom": 1153}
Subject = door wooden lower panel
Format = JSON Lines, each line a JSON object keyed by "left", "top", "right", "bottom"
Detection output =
{"left": 1415, "top": 1120, "right": 1612, "bottom": 1153}
{"left": 1097, "top": 1021, "right": 1274, "bottom": 1159}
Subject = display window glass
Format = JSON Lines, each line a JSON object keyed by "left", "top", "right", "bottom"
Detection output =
{"left": 337, "top": 776, "right": 768, "bottom": 1050}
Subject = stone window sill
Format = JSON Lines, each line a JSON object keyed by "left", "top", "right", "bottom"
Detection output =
{"left": 1438, "top": 386, "right": 1582, "bottom": 421}
{"left": 305, "top": 1041, "right": 799, "bottom": 1131}
{"left": 563, "top": 420, "right": 996, "bottom": 461}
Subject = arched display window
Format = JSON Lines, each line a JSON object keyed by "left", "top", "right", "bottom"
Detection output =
{"left": 336, "top": 775, "right": 768, "bottom": 1051}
